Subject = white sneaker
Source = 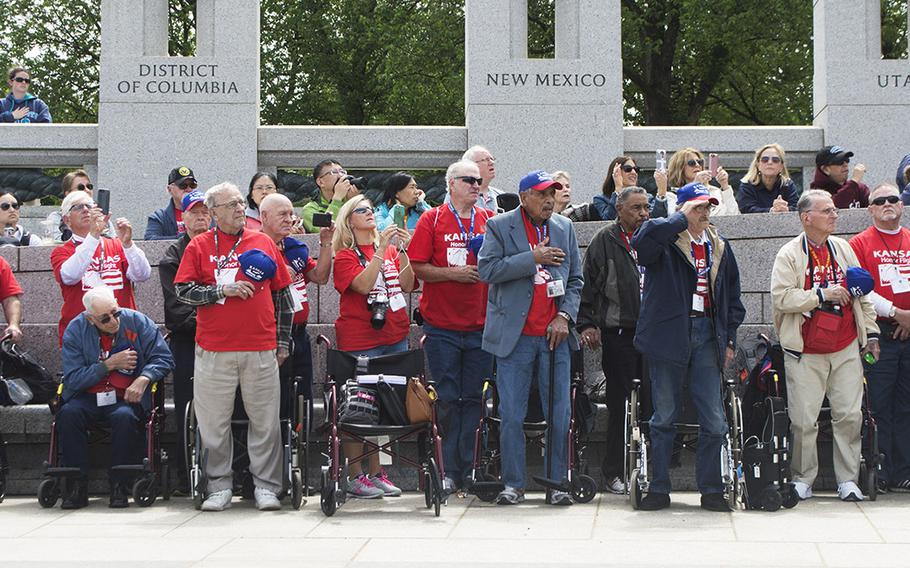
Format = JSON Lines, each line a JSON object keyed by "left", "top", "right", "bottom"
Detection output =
{"left": 793, "top": 481, "right": 813, "bottom": 500}
{"left": 605, "top": 476, "right": 626, "bottom": 495}
{"left": 201, "top": 489, "right": 233, "bottom": 511}
{"left": 254, "top": 487, "right": 281, "bottom": 511}
{"left": 837, "top": 480, "right": 864, "bottom": 502}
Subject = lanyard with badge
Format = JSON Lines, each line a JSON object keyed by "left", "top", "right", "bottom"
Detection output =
{"left": 95, "top": 336, "right": 117, "bottom": 407}
{"left": 690, "top": 236, "right": 712, "bottom": 313}
{"left": 213, "top": 229, "right": 243, "bottom": 305}
{"left": 353, "top": 245, "right": 407, "bottom": 312}
{"left": 527, "top": 214, "right": 565, "bottom": 298}
{"left": 875, "top": 229, "right": 910, "bottom": 294}
{"left": 446, "top": 203, "right": 475, "bottom": 267}
{"left": 621, "top": 228, "right": 645, "bottom": 297}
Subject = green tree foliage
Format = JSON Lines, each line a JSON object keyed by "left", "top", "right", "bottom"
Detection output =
{"left": 881, "top": 0, "right": 909, "bottom": 59}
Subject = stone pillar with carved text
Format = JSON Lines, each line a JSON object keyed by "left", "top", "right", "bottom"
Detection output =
{"left": 465, "top": 0, "right": 622, "bottom": 202}
{"left": 97, "top": 0, "right": 259, "bottom": 234}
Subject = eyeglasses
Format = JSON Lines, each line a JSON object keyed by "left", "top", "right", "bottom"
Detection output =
{"left": 352, "top": 207, "right": 372, "bottom": 215}
{"left": 686, "top": 159, "right": 705, "bottom": 167}
{"left": 97, "top": 310, "right": 122, "bottom": 325}
{"left": 621, "top": 165, "right": 641, "bottom": 174}
{"left": 0, "top": 202, "right": 20, "bottom": 211}
{"left": 474, "top": 156, "right": 495, "bottom": 165}
{"left": 871, "top": 195, "right": 901, "bottom": 206}
{"left": 809, "top": 207, "right": 838, "bottom": 216}
{"left": 319, "top": 168, "right": 347, "bottom": 178}
{"left": 212, "top": 198, "right": 244, "bottom": 209}
{"left": 456, "top": 176, "right": 483, "bottom": 186}
{"left": 68, "top": 202, "right": 94, "bottom": 214}
{"left": 77, "top": 183, "right": 94, "bottom": 191}
{"left": 830, "top": 159, "right": 850, "bottom": 166}
{"left": 177, "top": 181, "right": 198, "bottom": 191}
{"left": 253, "top": 185, "right": 276, "bottom": 192}
{"left": 760, "top": 156, "right": 782, "bottom": 164}
{"left": 12, "top": 77, "right": 30, "bottom": 84}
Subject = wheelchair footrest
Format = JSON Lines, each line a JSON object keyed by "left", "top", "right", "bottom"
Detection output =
{"left": 44, "top": 467, "right": 83, "bottom": 477}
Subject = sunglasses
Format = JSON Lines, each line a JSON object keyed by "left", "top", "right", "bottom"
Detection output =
{"left": 97, "top": 310, "right": 122, "bottom": 325}
{"left": 77, "top": 183, "right": 94, "bottom": 191}
{"left": 621, "top": 165, "right": 641, "bottom": 174}
{"left": 352, "top": 207, "right": 372, "bottom": 215}
{"left": 0, "top": 202, "right": 20, "bottom": 211}
{"left": 68, "top": 202, "right": 94, "bottom": 214}
{"left": 12, "top": 77, "right": 30, "bottom": 84}
{"left": 686, "top": 159, "right": 705, "bottom": 167}
{"left": 456, "top": 176, "right": 483, "bottom": 186}
{"left": 760, "top": 156, "right": 782, "bottom": 164}
{"left": 178, "top": 181, "right": 198, "bottom": 190}
{"left": 871, "top": 195, "right": 900, "bottom": 206}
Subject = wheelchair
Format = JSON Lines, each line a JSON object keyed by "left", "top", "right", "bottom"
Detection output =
{"left": 317, "top": 335, "right": 446, "bottom": 517}
{"left": 625, "top": 373, "right": 744, "bottom": 510}
{"left": 467, "top": 350, "right": 598, "bottom": 504}
{"left": 0, "top": 428, "right": 7, "bottom": 503}
{"left": 37, "top": 381, "right": 169, "bottom": 508}
{"left": 185, "top": 369, "right": 310, "bottom": 511}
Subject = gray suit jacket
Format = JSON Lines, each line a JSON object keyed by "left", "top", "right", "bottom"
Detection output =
{"left": 478, "top": 207, "right": 583, "bottom": 358}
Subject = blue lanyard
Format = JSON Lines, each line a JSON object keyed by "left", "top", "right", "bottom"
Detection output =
{"left": 691, "top": 238, "right": 712, "bottom": 277}
{"left": 447, "top": 203, "right": 476, "bottom": 242}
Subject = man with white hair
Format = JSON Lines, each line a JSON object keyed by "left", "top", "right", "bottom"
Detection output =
{"left": 462, "top": 145, "right": 502, "bottom": 211}
{"left": 50, "top": 190, "right": 151, "bottom": 343}
{"left": 55, "top": 286, "right": 174, "bottom": 509}
{"left": 174, "top": 182, "right": 294, "bottom": 512}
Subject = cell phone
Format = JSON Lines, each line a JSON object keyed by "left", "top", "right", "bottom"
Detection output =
{"left": 312, "top": 212, "right": 332, "bottom": 227}
{"left": 708, "top": 153, "right": 719, "bottom": 176}
{"left": 95, "top": 188, "right": 111, "bottom": 215}
{"left": 392, "top": 205, "right": 406, "bottom": 229}
{"left": 655, "top": 149, "right": 667, "bottom": 172}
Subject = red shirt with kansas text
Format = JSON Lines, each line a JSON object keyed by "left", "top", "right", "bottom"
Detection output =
{"left": 802, "top": 241, "right": 857, "bottom": 354}
{"left": 521, "top": 209, "right": 557, "bottom": 336}
{"left": 284, "top": 255, "right": 318, "bottom": 326}
{"left": 174, "top": 228, "right": 292, "bottom": 352}
{"left": 409, "top": 205, "right": 491, "bottom": 331}
{"left": 51, "top": 236, "right": 135, "bottom": 343}
{"left": 849, "top": 226, "right": 910, "bottom": 311}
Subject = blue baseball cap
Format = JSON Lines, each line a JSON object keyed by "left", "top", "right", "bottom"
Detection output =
{"left": 238, "top": 249, "right": 277, "bottom": 282}
{"left": 676, "top": 182, "right": 720, "bottom": 206}
{"left": 181, "top": 190, "right": 206, "bottom": 212}
{"left": 846, "top": 266, "right": 874, "bottom": 297}
{"left": 519, "top": 170, "right": 563, "bottom": 193}
{"left": 282, "top": 237, "right": 310, "bottom": 274}
{"left": 468, "top": 234, "right": 484, "bottom": 257}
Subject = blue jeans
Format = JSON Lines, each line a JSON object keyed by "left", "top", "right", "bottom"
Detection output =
{"left": 423, "top": 323, "right": 493, "bottom": 483}
{"left": 864, "top": 330, "right": 910, "bottom": 483}
{"left": 56, "top": 392, "right": 144, "bottom": 482}
{"left": 648, "top": 317, "right": 727, "bottom": 495}
{"left": 347, "top": 338, "right": 408, "bottom": 358}
{"left": 496, "top": 335, "right": 571, "bottom": 489}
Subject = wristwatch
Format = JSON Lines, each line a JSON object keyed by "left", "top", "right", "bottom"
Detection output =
{"left": 889, "top": 306, "right": 897, "bottom": 319}
{"left": 557, "top": 311, "right": 572, "bottom": 323}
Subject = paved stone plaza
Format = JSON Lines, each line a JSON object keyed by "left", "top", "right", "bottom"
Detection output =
{"left": 1, "top": 491, "right": 909, "bottom": 567}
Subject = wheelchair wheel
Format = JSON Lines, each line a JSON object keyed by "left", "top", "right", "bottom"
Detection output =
{"left": 37, "top": 478, "right": 60, "bottom": 509}
{"left": 781, "top": 484, "right": 799, "bottom": 509}
{"left": 859, "top": 461, "right": 878, "bottom": 502}
{"left": 472, "top": 473, "right": 502, "bottom": 503}
{"left": 290, "top": 470, "right": 304, "bottom": 510}
{"left": 320, "top": 469, "right": 337, "bottom": 517}
{"left": 423, "top": 469, "right": 433, "bottom": 509}
{"left": 0, "top": 471, "right": 6, "bottom": 504}
{"left": 132, "top": 476, "right": 157, "bottom": 507}
{"left": 161, "top": 462, "right": 171, "bottom": 501}
{"left": 428, "top": 457, "right": 442, "bottom": 517}
{"left": 629, "top": 468, "right": 642, "bottom": 509}
{"left": 571, "top": 474, "right": 597, "bottom": 504}
{"left": 760, "top": 485, "right": 782, "bottom": 512}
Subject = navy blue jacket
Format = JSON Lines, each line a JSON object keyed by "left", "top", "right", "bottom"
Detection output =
{"left": 0, "top": 93, "right": 51, "bottom": 123}
{"left": 632, "top": 212, "right": 745, "bottom": 367}
{"left": 897, "top": 154, "right": 910, "bottom": 205}
{"left": 737, "top": 178, "right": 799, "bottom": 213}
{"left": 145, "top": 201, "right": 179, "bottom": 241}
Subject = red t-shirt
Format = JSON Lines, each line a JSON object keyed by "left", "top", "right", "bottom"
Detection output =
{"left": 174, "top": 228, "right": 292, "bottom": 352}
{"left": 850, "top": 226, "right": 910, "bottom": 311}
{"left": 691, "top": 241, "right": 712, "bottom": 310}
{"left": 285, "top": 256, "right": 318, "bottom": 326}
{"left": 520, "top": 209, "right": 557, "bottom": 336}
{"left": 0, "top": 257, "right": 22, "bottom": 301}
{"left": 802, "top": 241, "right": 857, "bottom": 354}
{"left": 175, "top": 208, "right": 185, "bottom": 236}
{"left": 408, "top": 205, "right": 491, "bottom": 331}
{"left": 333, "top": 244, "right": 410, "bottom": 352}
{"left": 51, "top": 237, "right": 136, "bottom": 343}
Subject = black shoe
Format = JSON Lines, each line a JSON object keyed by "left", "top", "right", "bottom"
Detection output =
{"left": 700, "top": 492, "right": 730, "bottom": 512}
{"left": 639, "top": 492, "right": 670, "bottom": 511}
{"left": 109, "top": 483, "right": 129, "bottom": 509}
{"left": 61, "top": 477, "right": 88, "bottom": 510}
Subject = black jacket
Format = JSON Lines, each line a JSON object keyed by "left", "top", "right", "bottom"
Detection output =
{"left": 159, "top": 233, "right": 196, "bottom": 337}
{"left": 737, "top": 177, "right": 799, "bottom": 213}
{"left": 577, "top": 221, "right": 643, "bottom": 331}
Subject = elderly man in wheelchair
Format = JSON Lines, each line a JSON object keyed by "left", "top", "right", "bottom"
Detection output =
{"left": 55, "top": 287, "right": 174, "bottom": 509}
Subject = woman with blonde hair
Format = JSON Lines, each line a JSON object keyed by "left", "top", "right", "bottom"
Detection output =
{"left": 737, "top": 143, "right": 799, "bottom": 213}
{"left": 666, "top": 147, "right": 739, "bottom": 215}
{"left": 331, "top": 194, "right": 415, "bottom": 499}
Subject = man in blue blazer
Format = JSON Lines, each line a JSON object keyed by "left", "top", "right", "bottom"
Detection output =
{"left": 478, "top": 170, "right": 583, "bottom": 506}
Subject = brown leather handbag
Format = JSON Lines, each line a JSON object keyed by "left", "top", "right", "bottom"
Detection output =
{"left": 406, "top": 377, "right": 433, "bottom": 424}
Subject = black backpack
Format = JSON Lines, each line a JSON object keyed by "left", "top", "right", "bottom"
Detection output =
{"left": 0, "top": 339, "right": 58, "bottom": 406}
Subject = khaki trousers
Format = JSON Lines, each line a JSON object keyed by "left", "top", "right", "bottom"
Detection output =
{"left": 784, "top": 344, "right": 863, "bottom": 486}
{"left": 193, "top": 347, "right": 283, "bottom": 493}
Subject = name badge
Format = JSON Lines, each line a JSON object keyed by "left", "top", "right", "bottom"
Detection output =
{"left": 97, "top": 390, "right": 116, "bottom": 407}
{"left": 447, "top": 247, "right": 468, "bottom": 267}
{"left": 692, "top": 293, "right": 705, "bottom": 313}
{"left": 83, "top": 271, "right": 104, "bottom": 289}
{"left": 289, "top": 285, "right": 306, "bottom": 313}
{"left": 546, "top": 279, "right": 565, "bottom": 298}
{"left": 214, "top": 267, "right": 239, "bottom": 305}
{"left": 389, "top": 293, "right": 407, "bottom": 312}
{"left": 893, "top": 277, "right": 910, "bottom": 295}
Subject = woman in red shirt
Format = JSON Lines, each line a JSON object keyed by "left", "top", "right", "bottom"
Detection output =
{"left": 332, "top": 195, "right": 415, "bottom": 498}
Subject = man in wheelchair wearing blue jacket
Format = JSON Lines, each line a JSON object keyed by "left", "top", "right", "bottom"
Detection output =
{"left": 57, "top": 287, "right": 174, "bottom": 509}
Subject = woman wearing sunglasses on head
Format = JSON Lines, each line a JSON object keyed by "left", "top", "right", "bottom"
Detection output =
{"left": 666, "top": 147, "right": 739, "bottom": 216}
{"left": 1, "top": 67, "right": 51, "bottom": 123}
{"left": 738, "top": 143, "right": 799, "bottom": 213}
{"left": 593, "top": 156, "right": 672, "bottom": 221}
